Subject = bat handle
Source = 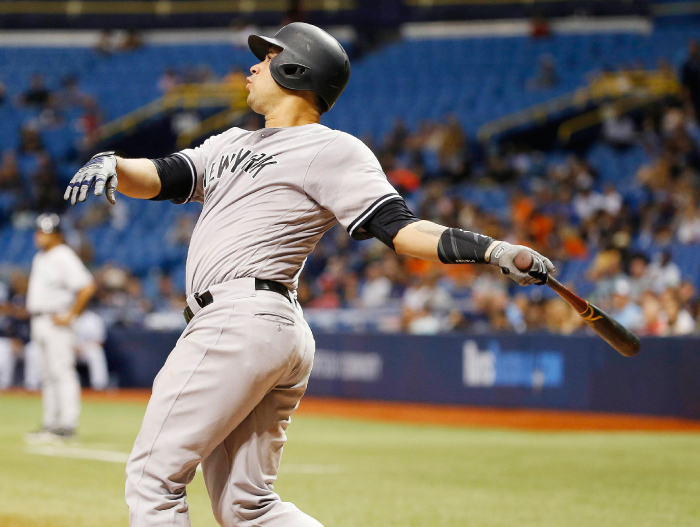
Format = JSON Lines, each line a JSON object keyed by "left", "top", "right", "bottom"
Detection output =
{"left": 546, "top": 276, "right": 588, "bottom": 314}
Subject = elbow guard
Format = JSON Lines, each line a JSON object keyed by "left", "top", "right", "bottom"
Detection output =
{"left": 149, "top": 153, "right": 195, "bottom": 204}
{"left": 356, "top": 198, "right": 419, "bottom": 250}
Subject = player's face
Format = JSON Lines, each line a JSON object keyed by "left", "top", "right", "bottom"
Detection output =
{"left": 34, "top": 231, "right": 54, "bottom": 250}
{"left": 34, "top": 230, "right": 62, "bottom": 250}
{"left": 246, "top": 46, "right": 286, "bottom": 115}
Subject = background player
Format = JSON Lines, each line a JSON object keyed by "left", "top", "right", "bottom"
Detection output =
{"left": 75, "top": 308, "right": 109, "bottom": 390}
{"left": 25, "top": 214, "right": 96, "bottom": 441}
{"left": 65, "top": 22, "right": 553, "bottom": 527}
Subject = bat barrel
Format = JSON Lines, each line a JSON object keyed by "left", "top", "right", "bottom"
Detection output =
{"left": 513, "top": 251, "right": 640, "bottom": 357}
{"left": 549, "top": 277, "right": 640, "bottom": 357}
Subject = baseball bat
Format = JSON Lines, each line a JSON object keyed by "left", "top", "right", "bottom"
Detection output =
{"left": 514, "top": 251, "right": 640, "bottom": 357}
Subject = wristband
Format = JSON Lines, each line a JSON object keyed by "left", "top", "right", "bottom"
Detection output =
{"left": 437, "top": 228, "right": 494, "bottom": 264}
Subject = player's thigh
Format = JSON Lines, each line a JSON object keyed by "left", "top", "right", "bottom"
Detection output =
{"left": 201, "top": 380, "right": 309, "bottom": 522}
{"left": 43, "top": 325, "right": 77, "bottom": 372}
{"left": 134, "top": 299, "right": 308, "bottom": 466}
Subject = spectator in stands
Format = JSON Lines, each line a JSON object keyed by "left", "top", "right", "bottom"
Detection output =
{"left": 681, "top": 40, "right": 700, "bottom": 121}
{"left": 55, "top": 75, "right": 91, "bottom": 110}
{"left": 626, "top": 253, "right": 653, "bottom": 301}
{"left": 660, "top": 288, "right": 695, "bottom": 335}
{"left": 402, "top": 269, "right": 458, "bottom": 334}
{"left": 610, "top": 279, "right": 644, "bottom": 332}
{"left": 182, "top": 65, "right": 217, "bottom": 84}
{"left": 530, "top": 15, "right": 551, "bottom": 39}
{"left": 309, "top": 274, "right": 341, "bottom": 309}
{"left": 150, "top": 274, "right": 183, "bottom": 313}
{"left": 640, "top": 115, "right": 662, "bottom": 157}
{"left": 602, "top": 106, "right": 636, "bottom": 148}
{"left": 601, "top": 184, "right": 622, "bottom": 216}
{"left": 640, "top": 291, "right": 665, "bottom": 336}
{"left": 439, "top": 116, "right": 470, "bottom": 181}
{"left": 0, "top": 150, "right": 22, "bottom": 191}
{"left": 359, "top": 261, "right": 392, "bottom": 308}
{"left": 0, "top": 80, "right": 6, "bottom": 106}
{"left": 486, "top": 152, "right": 516, "bottom": 183}
{"left": 224, "top": 67, "right": 247, "bottom": 88}
{"left": 18, "top": 74, "right": 52, "bottom": 108}
{"left": 18, "top": 124, "right": 43, "bottom": 154}
{"left": 678, "top": 280, "right": 698, "bottom": 317}
{"left": 120, "top": 29, "right": 143, "bottom": 52}
{"left": 545, "top": 297, "right": 582, "bottom": 335}
{"left": 95, "top": 30, "right": 115, "bottom": 55}
{"left": 76, "top": 99, "right": 103, "bottom": 154}
{"left": 115, "top": 277, "right": 151, "bottom": 327}
{"left": 527, "top": 55, "right": 559, "bottom": 90}
{"left": 648, "top": 251, "right": 681, "bottom": 292}
{"left": 572, "top": 181, "right": 604, "bottom": 221}
{"left": 30, "top": 154, "right": 64, "bottom": 213}
{"left": 588, "top": 249, "right": 623, "bottom": 305}
{"left": 0, "top": 279, "right": 29, "bottom": 389}
{"left": 79, "top": 199, "right": 111, "bottom": 229}
{"left": 158, "top": 68, "right": 180, "bottom": 94}
{"left": 167, "top": 214, "right": 197, "bottom": 246}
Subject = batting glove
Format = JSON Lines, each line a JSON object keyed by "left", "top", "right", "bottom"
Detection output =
{"left": 64, "top": 151, "right": 118, "bottom": 205}
{"left": 488, "top": 241, "right": 555, "bottom": 286}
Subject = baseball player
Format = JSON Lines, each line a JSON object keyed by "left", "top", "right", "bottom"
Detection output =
{"left": 75, "top": 309, "right": 109, "bottom": 390}
{"left": 25, "top": 214, "right": 96, "bottom": 441}
{"left": 65, "top": 22, "right": 554, "bottom": 527}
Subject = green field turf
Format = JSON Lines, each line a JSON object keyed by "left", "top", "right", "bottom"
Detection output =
{"left": 1, "top": 394, "right": 699, "bottom": 527}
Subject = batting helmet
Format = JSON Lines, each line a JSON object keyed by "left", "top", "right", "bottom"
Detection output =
{"left": 248, "top": 23, "right": 351, "bottom": 113}
{"left": 36, "top": 213, "right": 61, "bottom": 234}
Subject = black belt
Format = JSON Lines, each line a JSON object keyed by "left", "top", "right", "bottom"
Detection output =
{"left": 184, "top": 279, "right": 291, "bottom": 324}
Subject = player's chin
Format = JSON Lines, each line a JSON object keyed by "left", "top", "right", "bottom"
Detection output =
{"left": 247, "top": 94, "right": 263, "bottom": 114}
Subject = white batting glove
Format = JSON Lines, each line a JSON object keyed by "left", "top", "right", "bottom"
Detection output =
{"left": 488, "top": 241, "right": 555, "bottom": 286}
{"left": 64, "top": 151, "right": 118, "bottom": 205}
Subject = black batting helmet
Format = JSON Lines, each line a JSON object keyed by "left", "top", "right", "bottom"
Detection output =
{"left": 248, "top": 23, "right": 351, "bottom": 113}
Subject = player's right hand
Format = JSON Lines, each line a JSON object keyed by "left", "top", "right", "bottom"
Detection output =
{"left": 64, "top": 151, "right": 118, "bottom": 205}
{"left": 488, "top": 241, "right": 555, "bottom": 286}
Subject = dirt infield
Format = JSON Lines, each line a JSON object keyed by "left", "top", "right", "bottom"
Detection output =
{"left": 5, "top": 389, "right": 700, "bottom": 432}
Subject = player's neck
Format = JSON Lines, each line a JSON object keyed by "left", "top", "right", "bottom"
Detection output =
{"left": 264, "top": 98, "right": 320, "bottom": 128}
{"left": 43, "top": 239, "right": 63, "bottom": 252}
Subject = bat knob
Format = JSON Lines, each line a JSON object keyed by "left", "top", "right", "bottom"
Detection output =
{"left": 514, "top": 251, "right": 534, "bottom": 272}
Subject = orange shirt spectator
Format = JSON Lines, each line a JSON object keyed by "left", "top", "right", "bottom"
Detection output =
{"left": 388, "top": 167, "right": 420, "bottom": 193}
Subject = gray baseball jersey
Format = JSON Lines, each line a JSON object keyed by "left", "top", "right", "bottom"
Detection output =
{"left": 174, "top": 123, "right": 400, "bottom": 295}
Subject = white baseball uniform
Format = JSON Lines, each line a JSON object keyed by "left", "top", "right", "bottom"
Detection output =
{"left": 27, "top": 243, "right": 94, "bottom": 431}
{"left": 75, "top": 309, "right": 109, "bottom": 390}
{"left": 126, "top": 123, "right": 400, "bottom": 527}
{"left": 0, "top": 281, "right": 16, "bottom": 390}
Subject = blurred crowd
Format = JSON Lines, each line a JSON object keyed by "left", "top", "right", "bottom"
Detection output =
{"left": 291, "top": 40, "right": 700, "bottom": 336}
{"left": 1, "top": 38, "right": 700, "bottom": 340}
{"left": 0, "top": 71, "right": 107, "bottom": 232}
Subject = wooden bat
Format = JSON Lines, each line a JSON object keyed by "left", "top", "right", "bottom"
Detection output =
{"left": 514, "top": 251, "right": 640, "bottom": 357}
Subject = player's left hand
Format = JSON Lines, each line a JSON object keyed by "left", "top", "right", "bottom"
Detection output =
{"left": 52, "top": 312, "right": 75, "bottom": 326}
{"left": 488, "top": 241, "right": 555, "bottom": 286}
{"left": 64, "top": 151, "right": 118, "bottom": 205}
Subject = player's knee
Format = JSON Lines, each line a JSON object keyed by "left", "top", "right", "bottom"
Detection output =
{"left": 228, "top": 487, "right": 279, "bottom": 525}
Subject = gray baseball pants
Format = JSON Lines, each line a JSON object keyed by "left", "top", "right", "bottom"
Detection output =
{"left": 31, "top": 315, "right": 81, "bottom": 430}
{"left": 125, "top": 278, "right": 322, "bottom": 527}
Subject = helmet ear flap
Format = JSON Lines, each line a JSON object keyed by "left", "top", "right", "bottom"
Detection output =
{"left": 277, "top": 62, "right": 308, "bottom": 80}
